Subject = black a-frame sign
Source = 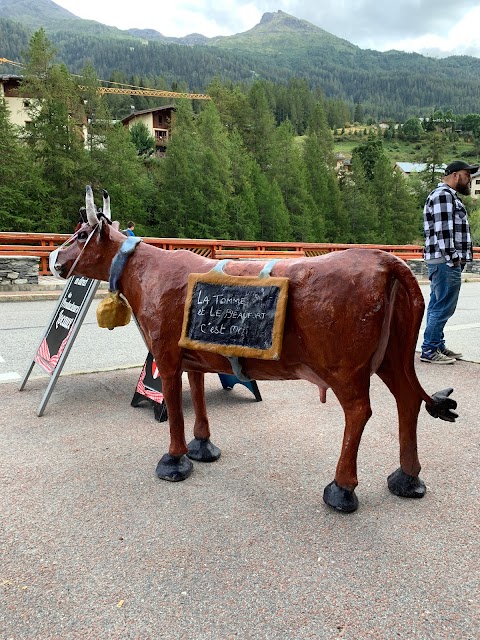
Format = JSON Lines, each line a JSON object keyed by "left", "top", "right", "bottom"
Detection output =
{"left": 19, "top": 276, "right": 100, "bottom": 416}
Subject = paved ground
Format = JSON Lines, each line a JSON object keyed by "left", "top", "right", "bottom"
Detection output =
{"left": 1, "top": 358, "right": 479, "bottom": 639}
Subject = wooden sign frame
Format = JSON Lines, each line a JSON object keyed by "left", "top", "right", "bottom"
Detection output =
{"left": 178, "top": 271, "right": 289, "bottom": 360}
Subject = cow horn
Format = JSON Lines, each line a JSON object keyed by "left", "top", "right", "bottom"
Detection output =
{"left": 102, "top": 189, "right": 111, "bottom": 220}
{"left": 85, "top": 185, "right": 99, "bottom": 226}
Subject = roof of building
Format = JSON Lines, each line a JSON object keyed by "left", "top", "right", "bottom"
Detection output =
{"left": 395, "top": 162, "right": 446, "bottom": 174}
{"left": 121, "top": 105, "right": 176, "bottom": 125}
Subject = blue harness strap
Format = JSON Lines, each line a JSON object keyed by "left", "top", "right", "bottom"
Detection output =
{"left": 211, "top": 259, "right": 230, "bottom": 273}
{"left": 259, "top": 259, "right": 280, "bottom": 278}
{"left": 109, "top": 236, "right": 143, "bottom": 292}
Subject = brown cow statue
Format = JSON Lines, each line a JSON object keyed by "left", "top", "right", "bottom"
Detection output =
{"left": 50, "top": 187, "right": 458, "bottom": 513}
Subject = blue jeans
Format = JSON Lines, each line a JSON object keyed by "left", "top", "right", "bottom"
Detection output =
{"left": 421, "top": 262, "right": 463, "bottom": 353}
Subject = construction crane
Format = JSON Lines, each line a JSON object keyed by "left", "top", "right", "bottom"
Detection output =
{"left": 0, "top": 57, "right": 24, "bottom": 68}
{"left": 0, "top": 57, "right": 211, "bottom": 100}
{"left": 78, "top": 85, "right": 210, "bottom": 100}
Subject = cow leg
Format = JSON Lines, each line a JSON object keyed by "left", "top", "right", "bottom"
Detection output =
{"left": 155, "top": 373, "right": 193, "bottom": 482}
{"left": 323, "top": 376, "right": 372, "bottom": 513}
{"left": 376, "top": 364, "right": 426, "bottom": 499}
{"left": 186, "top": 371, "right": 221, "bottom": 463}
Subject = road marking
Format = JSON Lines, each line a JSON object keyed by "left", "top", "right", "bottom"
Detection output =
{"left": 445, "top": 323, "right": 480, "bottom": 331}
{"left": 0, "top": 371, "right": 21, "bottom": 383}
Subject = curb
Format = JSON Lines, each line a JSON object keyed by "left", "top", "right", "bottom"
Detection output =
{"left": 0, "top": 289, "right": 108, "bottom": 303}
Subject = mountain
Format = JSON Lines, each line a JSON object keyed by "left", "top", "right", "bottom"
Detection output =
{"left": 209, "top": 11, "right": 357, "bottom": 55}
{"left": 1, "top": 2, "right": 480, "bottom": 120}
{"left": 0, "top": 0, "right": 134, "bottom": 37}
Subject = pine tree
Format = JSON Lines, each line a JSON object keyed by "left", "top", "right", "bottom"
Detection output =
{"left": 21, "top": 30, "right": 89, "bottom": 230}
{"left": 0, "top": 98, "right": 48, "bottom": 231}
{"left": 94, "top": 124, "right": 155, "bottom": 234}
{"left": 244, "top": 81, "right": 276, "bottom": 172}
{"left": 155, "top": 102, "right": 198, "bottom": 236}
{"left": 269, "top": 120, "right": 316, "bottom": 242}
{"left": 303, "top": 103, "right": 347, "bottom": 241}
{"left": 226, "top": 130, "right": 260, "bottom": 240}
{"left": 250, "top": 164, "right": 292, "bottom": 241}
{"left": 341, "top": 155, "right": 379, "bottom": 243}
{"left": 194, "top": 101, "right": 232, "bottom": 238}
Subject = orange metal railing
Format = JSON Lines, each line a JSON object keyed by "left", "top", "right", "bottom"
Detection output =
{"left": 1, "top": 232, "right": 478, "bottom": 276}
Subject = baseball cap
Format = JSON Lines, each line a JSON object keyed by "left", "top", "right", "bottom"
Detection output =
{"left": 444, "top": 160, "right": 479, "bottom": 175}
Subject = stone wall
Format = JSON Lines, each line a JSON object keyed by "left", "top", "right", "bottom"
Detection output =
{"left": 0, "top": 257, "right": 39, "bottom": 290}
{"left": 407, "top": 259, "right": 480, "bottom": 279}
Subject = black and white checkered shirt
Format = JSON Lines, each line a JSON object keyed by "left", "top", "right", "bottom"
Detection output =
{"left": 423, "top": 183, "right": 472, "bottom": 265}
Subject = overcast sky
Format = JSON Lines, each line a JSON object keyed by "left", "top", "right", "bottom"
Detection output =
{"left": 54, "top": 0, "right": 480, "bottom": 58}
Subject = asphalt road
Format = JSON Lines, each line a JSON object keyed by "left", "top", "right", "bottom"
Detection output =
{"left": 0, "top": 298, "right": 147, "bottom": 385}
{"left": 1, "top": 361, "right": 479, "bottom": 639}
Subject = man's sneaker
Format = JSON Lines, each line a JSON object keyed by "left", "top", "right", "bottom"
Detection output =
{"left": 441, "top": 347, "right": 463, "bottom": 359}
{"left": 420, "top": 349, "right": 456, "bottom": 364}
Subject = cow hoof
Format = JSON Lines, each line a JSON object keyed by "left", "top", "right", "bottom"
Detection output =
{"left": 187, "top": 438, "right": 221, "bottom": 462}
{"left": 323, "top": 480, "right": 359, "bottom": 513}
{"left": 387, "top": 467, "right": 426, "bottom": 498}
{"left": 156, "top": 454, "right": 193, "bottom": 482}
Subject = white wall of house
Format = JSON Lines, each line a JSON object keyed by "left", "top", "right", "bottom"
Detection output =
{"left": 125, "top": 113, "right": 153, "bottom": 134}
{"left": 3, "top": 96, "right": 31, "bottom": 127}
{"left": 472, "top": 174, "right": 480, "bottom": 199}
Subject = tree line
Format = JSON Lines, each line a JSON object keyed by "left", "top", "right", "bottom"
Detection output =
{"left": 2, "top": 16, "right": 480, "bottom": 122}
{"left": 2, "top": 29, "right": 479, "bottom": 245}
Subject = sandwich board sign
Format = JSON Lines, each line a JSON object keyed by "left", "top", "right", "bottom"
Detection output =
{"left": 19, "top": 276, "right": 100, "bottom": 416}
{"left": 131, "top": 351, "right": 262, "bottom": 423}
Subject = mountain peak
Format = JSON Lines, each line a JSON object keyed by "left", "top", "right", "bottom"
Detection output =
{"left": 210, "top": 10, "right": 357, "bottom": 54}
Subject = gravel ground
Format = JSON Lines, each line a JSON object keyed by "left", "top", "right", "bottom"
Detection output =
{"left": 1, "top": 359, "right": 479, "bottom": 640}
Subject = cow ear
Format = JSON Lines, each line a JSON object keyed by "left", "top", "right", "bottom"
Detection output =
{"left": 112, "top": 221, "right": 120, "bottom": 231}
{"left": 85, "top": 185, "right": 99, "bottom": 226}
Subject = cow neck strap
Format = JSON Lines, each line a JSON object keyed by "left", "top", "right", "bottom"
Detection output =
{"left": 109, "top": 236, "right": 143, "bottom": 292}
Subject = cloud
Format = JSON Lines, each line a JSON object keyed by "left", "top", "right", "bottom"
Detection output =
{"left": 53, "top": 0, "right": 480, "bottom": 56}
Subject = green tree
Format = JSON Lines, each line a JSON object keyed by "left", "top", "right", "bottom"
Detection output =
{"left": 226, "top": 130, "right": 260, "bottom": 240}
{"left": 270, "top": 120, "right": 317, "bottom": 242}
{"left": 420, "top": 132, "right": 447, "bottom": 190}
{"left": 250, "top": 164, "right": 291, "bottom": 241}
{"left": 244, "top": 81, "right": 276, "bottom": 171}
{"left": 340, "top": 155, "right": 379, "bottom": 243}
{"left": 354, "top": 102, "right": 364, "bottom": 124}
{"left": 401, "top": 117, "right": 423, "bottom": 142}
{"left": 304, "top": 103, "right": 346, "bottom": 241}
{"left": 94, "top": 124, "right": 155, "bottom": 234}
{"left": 129, "top": 121, "right": 155, "bottom": 157}
{"left": 194, "top": 101, "right": 231, "bottom": 238}
{"left": 0, "top": 98, "right": 49, "bottom": 231}
{"left": 21, "top": 30, "right": 89, "bottom": 230}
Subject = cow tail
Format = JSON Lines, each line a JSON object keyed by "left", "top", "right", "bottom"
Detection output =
{"left": 390, "top": 257, "right": 458, "bottom": 423}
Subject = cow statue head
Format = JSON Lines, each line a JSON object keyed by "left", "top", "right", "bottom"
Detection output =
{"left": 50, "top": 186, "right": 122, "bottom": 283}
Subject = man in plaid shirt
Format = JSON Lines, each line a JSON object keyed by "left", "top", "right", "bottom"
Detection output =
{"left": 421, "top": 160, "right": 478, "bottom": 364}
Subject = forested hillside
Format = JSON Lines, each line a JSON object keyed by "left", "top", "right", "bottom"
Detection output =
{"left": 3, "top": 29, "right": 480, "bottom": 246}
{"left": 1, "top": 5, "right": 480, "bottom": 120}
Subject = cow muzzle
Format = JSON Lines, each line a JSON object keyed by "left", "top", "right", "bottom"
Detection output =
{"left": 49, "top": 248, "right": 64, "bottom": 279}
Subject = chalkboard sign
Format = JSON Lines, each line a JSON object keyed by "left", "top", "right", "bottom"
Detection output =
{"left": 34, "top": 276, "right": 98, "bottom": 373}
{"left": 178, "top": 271, "right": 288, "bottom": 360}
{"left": 20, "top": 275, "right": 100, "bottom": 416}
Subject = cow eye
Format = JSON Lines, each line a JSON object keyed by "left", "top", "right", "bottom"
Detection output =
{"left": 77, "top": 231, "right": 88, "bottom": 241}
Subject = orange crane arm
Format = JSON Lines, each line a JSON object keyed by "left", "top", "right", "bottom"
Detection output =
{"left": 78, "top": 86, "right": 210, "bottom": 100}
{"left": 1, "top": 56, "right": 210, "bottom": 99}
